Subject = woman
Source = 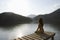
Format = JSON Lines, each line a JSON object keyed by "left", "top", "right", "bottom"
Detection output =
{"left": 35, "top": 18, "right": 44, "bottom": 33}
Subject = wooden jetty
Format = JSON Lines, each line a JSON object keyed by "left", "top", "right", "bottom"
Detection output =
{"left": 14, "top": 18, "right": 55, "bottom": 40}
{"left": 14, "top": 31, "right": 55, "bottom": 40}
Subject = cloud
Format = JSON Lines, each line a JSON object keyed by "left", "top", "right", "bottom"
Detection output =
{"left": 52, "top": 4, "right": 60, "bottom": 9}
{"left": 46, "top": 4, "right": 60, "bottom": 13}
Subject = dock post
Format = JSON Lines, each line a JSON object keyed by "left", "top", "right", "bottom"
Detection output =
{"left": 51, "top": 36, "right": 54, "bottom": 40}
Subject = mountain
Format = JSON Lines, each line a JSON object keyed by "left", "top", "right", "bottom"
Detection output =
{"left": 34, "top": 8, "right": 60, "bottom": 25}
{"left": 0, "top": 12, "right": 32, "bottom": 27}
{"left": 27, "top": 14, "right": 36, "bottom": 18}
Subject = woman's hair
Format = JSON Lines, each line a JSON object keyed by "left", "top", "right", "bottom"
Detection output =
{"left": 39, "top": 18, "right": 43, "bottom": 26}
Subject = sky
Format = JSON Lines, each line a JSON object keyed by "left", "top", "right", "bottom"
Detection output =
{"left": 0, "top": 0, "right": 60, "bottom": 16}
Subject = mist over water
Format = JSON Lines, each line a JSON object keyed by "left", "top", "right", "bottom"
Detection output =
{"left": 0, "top": 23, "right": 60, "bottom": 40}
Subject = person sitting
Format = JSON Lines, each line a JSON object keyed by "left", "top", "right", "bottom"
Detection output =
{"left": 35, "top": 18, "right": 44, "bottom": 34}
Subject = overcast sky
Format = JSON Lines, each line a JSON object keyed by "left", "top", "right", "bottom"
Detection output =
{"left": 0, "top": 0, "right": 60, "bottom": 16}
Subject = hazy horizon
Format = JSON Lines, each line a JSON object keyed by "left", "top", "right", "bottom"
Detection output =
{"left": 0, "top": 0, "right": 60, "bottom": 16}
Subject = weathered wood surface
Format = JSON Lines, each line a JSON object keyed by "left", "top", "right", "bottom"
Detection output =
{"left": 14, "top": 32, "right": 55, "bottom": 40}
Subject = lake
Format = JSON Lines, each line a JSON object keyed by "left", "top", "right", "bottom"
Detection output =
{"left": 0, "top": 23, "right": 60, "bottom": 40}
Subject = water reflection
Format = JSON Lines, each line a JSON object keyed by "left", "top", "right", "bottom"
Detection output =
{"left": 0, "top": 23, "right": 60, "bottom": 40}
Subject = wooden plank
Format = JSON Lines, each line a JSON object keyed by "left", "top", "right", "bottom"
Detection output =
{"left": 24, "top": 34, "right": 42, "bottom": 40}
{"left": 16, "top": 33, "right": 43, "bottom": 40}
{"left": 22, "top": 36, "right": 34, "bottom": 40}
{"left": 44, "top": 32, "right": 55, "bottom": 40}
{"left": 26, "top": 33, "right": 43, "bottom": 40}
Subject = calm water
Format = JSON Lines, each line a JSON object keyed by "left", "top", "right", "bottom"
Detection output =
{"left": 0, "top": 23, "right": 60, "bottom": 40}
